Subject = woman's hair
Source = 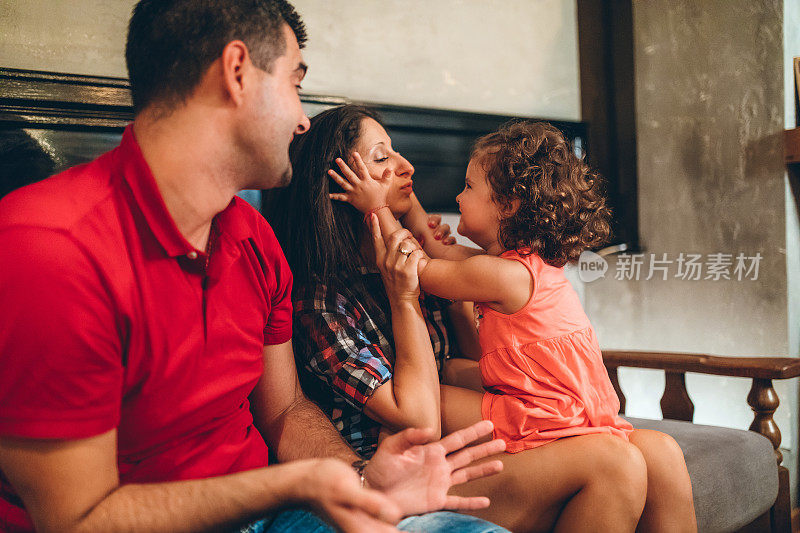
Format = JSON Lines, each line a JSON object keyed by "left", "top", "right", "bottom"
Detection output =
{"left": 262, "top": 104, "right": 383, "bottom": 288}
{"left": 472, "top": 121, "right": 612, "bottom": 267}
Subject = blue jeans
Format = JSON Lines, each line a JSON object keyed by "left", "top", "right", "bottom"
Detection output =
{"left": 240, "top": 509, "right": 509, "bottom": 532}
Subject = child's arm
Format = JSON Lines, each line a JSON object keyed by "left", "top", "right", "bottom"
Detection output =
{"left": 418, "top": 255, "right": 533, "bottom": 315}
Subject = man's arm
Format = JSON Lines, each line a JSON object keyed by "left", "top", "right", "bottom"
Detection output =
{"left": 0, "top": 429, "right": 399, "bottom": 533}
{"left": 0, "top": 231, "right": 400, "bottom": 532}
{"left": 249, "top": 341, "right": 361, "bottom": 463}
{"left": 251, "top": 321, "right": 506, "bottom": 517}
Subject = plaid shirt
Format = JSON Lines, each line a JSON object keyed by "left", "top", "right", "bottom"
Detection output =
{"left": 293, "top": 266, "right": 453, "bottom": 458}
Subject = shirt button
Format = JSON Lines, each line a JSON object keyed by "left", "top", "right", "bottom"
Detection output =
{"left": 187, "top": 251, "right": 198, "bottom": 260}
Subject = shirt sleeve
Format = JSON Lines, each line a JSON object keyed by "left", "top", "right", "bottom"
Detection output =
{"left": 293, "top": 285, "right": 392, "bottom": 410}
{"left": 0, "top": 227, "right": 123, "bottom": 439}
{"left": 257, "top": 223, "right": 293, "bottom": 345}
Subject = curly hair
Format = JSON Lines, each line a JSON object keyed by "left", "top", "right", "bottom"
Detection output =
{"left": 472, "top": 121, "right": 612, "bottom": 267}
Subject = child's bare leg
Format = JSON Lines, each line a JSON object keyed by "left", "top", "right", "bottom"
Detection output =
{"left": 629, "top": 429, "right": 697, "bottom": 533}
{"left": 441, "top": 357, "right": 484, "bottom": 393}
{"left": 547, "top": 436, "right": 647, "bottom": 533}
{"left": 441, "top": 385, "right": 647, "bottom": 533}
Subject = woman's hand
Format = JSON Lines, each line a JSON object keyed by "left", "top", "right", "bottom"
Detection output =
{"left": 329, "top": 152, "right": 391, "bottom": 214}
{"left": 370, "top": 216, "right": 425, "bottom": 304}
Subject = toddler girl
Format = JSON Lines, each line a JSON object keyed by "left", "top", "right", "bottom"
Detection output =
{"left": 330, "top": 120, "right": 697, "bottom": 531}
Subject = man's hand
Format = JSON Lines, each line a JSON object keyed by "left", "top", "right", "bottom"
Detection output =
{"left": 364, "top": 420, "right": 505, "bottom": 517}
{"left": 286, "top": 458, "right": 402, "bottom": 533}
{"left": 0, "top": 430, "right": 402, "bottom": 533}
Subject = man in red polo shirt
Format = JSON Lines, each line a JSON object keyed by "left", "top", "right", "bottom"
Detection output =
{"left": 0, "top": 1, "right": 507, "bottom": 532}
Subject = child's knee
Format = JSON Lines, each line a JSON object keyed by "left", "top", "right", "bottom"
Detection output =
{"left": 612, "top": 440, "right": 647, "bottom": 489}
{"left": 660, "top": 433, "right": 687, "bottom": 465}
{"left": 643, "top": 431, "right": 689, "bottom": 474}
{"left": 635, "top": 431, "right": 694, "bottom": 502}
{"left": 588, "top": 437, "right": 648, "bottom": 505}
{"left": 654, "top": 433, "right": 693, "bottom": 493}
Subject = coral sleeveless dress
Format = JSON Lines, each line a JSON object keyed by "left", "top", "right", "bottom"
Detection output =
{"left": 477, "top": 250, "right": 632, "bottom": 453}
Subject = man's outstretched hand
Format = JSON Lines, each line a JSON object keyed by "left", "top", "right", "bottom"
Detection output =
{"left": 364, "top": 420, "right": 506, "bottom": 517}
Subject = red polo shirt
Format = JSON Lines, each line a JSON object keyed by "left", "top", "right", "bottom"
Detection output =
{"left": 0, "top": 126, "right": 293, "bottom": 531}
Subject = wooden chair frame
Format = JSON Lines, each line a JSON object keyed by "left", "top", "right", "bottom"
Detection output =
{"left": 604, "top": 351, "right": 800, "bottom": 533}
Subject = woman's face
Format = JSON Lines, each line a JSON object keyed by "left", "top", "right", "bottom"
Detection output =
{"left": 352, "top": 118, "right": 415, "bottom": 217}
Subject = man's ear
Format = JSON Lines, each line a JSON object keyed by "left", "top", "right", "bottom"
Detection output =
{"left": 220, "top": 40, "right": 252, "bottom": 106}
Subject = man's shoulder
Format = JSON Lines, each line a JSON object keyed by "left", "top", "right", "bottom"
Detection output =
{"left": 224, "top": 195, "right": 282, "bottom": 252}
{"left": 0, "top": 150, "right": 118, "bottom": 234}
{"left": 228, "top": 195, "right": 266, "bottom": 226}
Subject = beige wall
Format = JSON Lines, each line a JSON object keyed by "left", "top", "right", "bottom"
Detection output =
{"left": 785, "top": 0, "right": 800, "bottom": 421}
{"left": 292, "top": 0, "right": 580, "bottom": 118}
{"left": 0, "top": 0, "right": 581, "bottom": 119}
{"left": 0, "top": 1, "right": 136, "bottom": 78}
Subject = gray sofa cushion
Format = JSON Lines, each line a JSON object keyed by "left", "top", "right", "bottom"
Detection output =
{"left": 627, "top": 417, "right": 778, "bottom": 533}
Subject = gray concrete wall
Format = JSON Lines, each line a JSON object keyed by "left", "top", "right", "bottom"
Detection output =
{"left": 0, "top": 1, "right": 137, "bottom": 78}
{"left": 785, "top": 0, "right": 800, "bottom": 441}
{"left": 291, "top": 0, "right": 580, "bottom": 118}
{"left": 583, "top": 0, "right": 797, "bottom": 491}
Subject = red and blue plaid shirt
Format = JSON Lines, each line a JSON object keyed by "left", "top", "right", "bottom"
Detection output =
{"left": 292, "top": 266, "right": 453, "bottom": 458}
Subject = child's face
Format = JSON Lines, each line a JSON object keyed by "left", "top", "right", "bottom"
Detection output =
{"left": 455, "top": 156, "right": 501, "bottom": 250}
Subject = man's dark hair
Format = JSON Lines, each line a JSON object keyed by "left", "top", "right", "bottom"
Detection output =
{"left": 126, "top": 0, "right": 306, "bottom": 114}
{"left": 263, "top": 105, "right": 383, "bottom": 289}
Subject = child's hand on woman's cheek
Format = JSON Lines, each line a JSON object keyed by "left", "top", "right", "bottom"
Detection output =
{"left": 328, "top": 152, "right": 391, "bottom": 213}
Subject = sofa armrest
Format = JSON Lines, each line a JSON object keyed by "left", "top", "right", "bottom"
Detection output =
{"left": 602, "top": 350, "right": 800, "bottom": 533}
{"left": 602, "top": 350, "right": 800, "bottom": 379}
{"left": 601, "top": 350, "right": 800, "bottom": 466}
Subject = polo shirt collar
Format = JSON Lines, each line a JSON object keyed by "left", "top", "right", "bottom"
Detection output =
{"left": 114, "top": 125, "right": 207, "bottom": 258}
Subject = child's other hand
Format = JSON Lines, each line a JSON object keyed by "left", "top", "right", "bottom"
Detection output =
{"left": 424, "top": 214, "right": 457, "bottom": 246}
{"left": 328, "top": 152, "right": 391, "bottom": 213}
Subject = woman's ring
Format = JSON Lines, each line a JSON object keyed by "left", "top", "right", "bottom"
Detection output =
{"left": 398, "top": 246, "right": 413, "bottom": 256}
